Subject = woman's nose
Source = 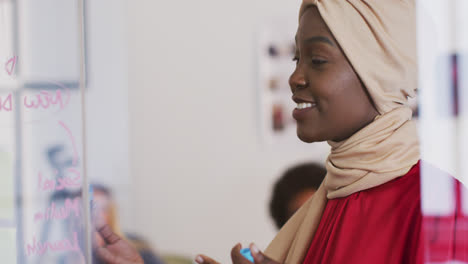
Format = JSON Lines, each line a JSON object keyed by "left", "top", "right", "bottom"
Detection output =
{"left": 289, "top": 68, "right": 307, "bottom": 94}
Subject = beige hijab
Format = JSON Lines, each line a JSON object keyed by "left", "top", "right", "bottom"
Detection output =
{"left": 264, "top": 0, "right": 420, "bottom": 263}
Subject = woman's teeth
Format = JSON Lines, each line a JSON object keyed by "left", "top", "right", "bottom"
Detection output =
{"left": 296, "top": 102, "right": 314, "bottom": 109}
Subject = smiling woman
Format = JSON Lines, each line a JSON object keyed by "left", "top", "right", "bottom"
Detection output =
{"left": 261, "top": 1, "right": 423, "bottom": 262}
{"left": 290, "top": 6, "right": 378, "bottom": 143}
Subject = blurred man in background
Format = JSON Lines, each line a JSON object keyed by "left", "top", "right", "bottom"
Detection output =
{"left": 269, "top": 163, "right": 326, "bottom": 229}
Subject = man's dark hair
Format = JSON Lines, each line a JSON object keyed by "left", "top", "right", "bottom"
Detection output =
{"left": 269, "top": 163, "right": 326, "bottom": 229}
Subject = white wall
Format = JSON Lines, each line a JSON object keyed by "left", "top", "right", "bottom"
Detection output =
{"left": 127, "top": 0, "right": 330, "bottom": 262}
{"left": 85, "top": 0, "right": 132, "bottom": 228}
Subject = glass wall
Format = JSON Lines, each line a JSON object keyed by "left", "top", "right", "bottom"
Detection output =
{"left": 0, "top": 0, "right": 90, "bottom": 263}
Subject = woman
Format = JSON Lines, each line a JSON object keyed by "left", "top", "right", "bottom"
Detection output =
{"left": 197, "top": 1, "right": 421, "bottom": 263}
{"left": 95, "top": 0, "right": 465, "bottom": 263}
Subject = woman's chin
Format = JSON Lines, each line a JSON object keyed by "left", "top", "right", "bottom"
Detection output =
{"left": 297, "top": 129, "right": 319, "bottom": 143}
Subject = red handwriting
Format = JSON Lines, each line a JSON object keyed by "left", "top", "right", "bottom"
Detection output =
{"left": 0, "top": 88, "right": 70, "bottom": 114}
{"left": 59, "top": 121, "right": 79, "bottom": 166}
{"left": 23, "top": 89, "right": 70, "bottom": 110}
{"left": 37, "top": 122, "right": 81, "bottom": 192}
{"left": 37, "top": 169, "right": 81, "bottom": 192}
{"left": 26, "top": 231, "right": 80, "bottom": 256}
{"left": 4, "top": 56, "right": 17, "bottom": 76}
{"left": 34, "top": 198, "right": 80, "bottom": 222}
{"left": 2, "top": 55, "right": 72, "bottom": 114}
{"left": 0, "top": 94, "right": 12, "bottom": 111}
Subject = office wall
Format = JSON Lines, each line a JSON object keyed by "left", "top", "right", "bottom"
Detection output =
{"left": 85, "top": 0, "right": 132, "bottom": 228}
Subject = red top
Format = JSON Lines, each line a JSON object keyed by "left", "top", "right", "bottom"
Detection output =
{"left": 303, "top": 162, "right": 423, "bottom": 264}
{"left": 302, "top": 161, "right": 468, "bottom": 263}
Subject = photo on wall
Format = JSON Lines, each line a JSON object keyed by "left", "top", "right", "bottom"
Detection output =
{"left": 256, "top": 20, "right": 299, "bottom": 146}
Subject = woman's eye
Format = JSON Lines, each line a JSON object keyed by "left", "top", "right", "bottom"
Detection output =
{"left": 312, "top": 59, "right": 327, "bottom": 65}
{"left": 292, "top": 57, "right": 299, "bottom": 64}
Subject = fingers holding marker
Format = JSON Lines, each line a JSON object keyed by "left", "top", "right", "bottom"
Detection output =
{"left": 230, "top": 243, "right": 243, "bottom": 262}
{"left": 249, "top": 243, "right": 264, "bottom": 263}
{"left": 249, "top": 243, "right": 278, "bottom": 264}
{"left": 195, "top": 254, "right": 221, "bottom": 264}
{"left": 196, "top": 243, "right": 276, "bottom": 264}
{"left": 231, "top": 243, "right": 258, "bottom": 264}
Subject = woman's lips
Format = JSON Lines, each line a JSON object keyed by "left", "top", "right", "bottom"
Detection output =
{"left": 292, "top": 103, "right": 316, "bottom": 120}
{"left": 292, "top": 95, "right": 317, "bottom": 120}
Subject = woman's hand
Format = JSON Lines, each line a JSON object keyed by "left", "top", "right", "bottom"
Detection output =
{"left": 195, "top": 243, "right": 280, "bottom": 264}
{"left": 94, "top": 224, "right": 144, "bottom": 264}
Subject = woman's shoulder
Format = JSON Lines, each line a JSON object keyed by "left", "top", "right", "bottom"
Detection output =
{"left": 350, "top": 160, "right": 422, "bottom": 199}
